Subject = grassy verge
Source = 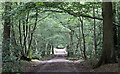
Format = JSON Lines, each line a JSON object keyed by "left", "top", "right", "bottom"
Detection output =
{"left": 2, "top": 55, "right": 54, "bottom": 72}
{"left": 39, "top": 55, "right": 54, "bottom": 60}
{"left": 66, "top": 56, "right": 83, "bottom": 61}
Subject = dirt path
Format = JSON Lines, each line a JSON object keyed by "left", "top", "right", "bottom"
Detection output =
{"left": 26, "top": 56, "right": 82, "bottom": 72}
{"left": 24, "top": 56, "right": 118, "bottom": 72}
{"left": 36, "top": 58, "right": 78, "bottom": 72}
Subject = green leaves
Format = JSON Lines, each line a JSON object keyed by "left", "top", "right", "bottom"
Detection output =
{"left": 35, "top": 2, "right": 44, "bottom": 6}
{"left": 1, "top": 2, "right": 107, "bottom": 72}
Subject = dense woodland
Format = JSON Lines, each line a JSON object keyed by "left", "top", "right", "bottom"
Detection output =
{"left": 0, "top": 2, "right": 120, "bottom": 72}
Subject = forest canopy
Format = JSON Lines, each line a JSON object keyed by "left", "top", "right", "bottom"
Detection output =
{"left": 0, "top": 2, "right": 120, "bottom": 72}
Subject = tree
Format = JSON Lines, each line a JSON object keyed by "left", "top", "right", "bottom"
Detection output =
{"left": 95, "top": 2, "right": 116, "bottom": 68}
{"left": 93, "top": 4, "right": 97, "bottom": 54}
{"left": 118, "top": 27, "right": 120, "bottom": 59}
{"left": 79, "top": 17, "right": 87, "bottom": 60}
{"left": 2, "top": 2, "right": 11, "bottom": 59}
{"left": 117, "top": 4, "right": 120, "bottom": 59}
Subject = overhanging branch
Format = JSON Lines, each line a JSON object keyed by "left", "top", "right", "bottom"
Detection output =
{"left": 42, "top": 9, "right": 103, "bottom": 20}
{"left": 42, "top": 10, "right": 64, "bottom": 13}
{"left": 58, "top": 7, "right": 103, "bottom": 20}
{"left": 42, "top": 9, "right": 120, "bottom": 27}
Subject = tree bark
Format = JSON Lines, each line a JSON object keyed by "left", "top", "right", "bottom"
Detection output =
{"left": 23, "top": 20, "right": 27, "bottom": 56}
{"left": 45, "top": 42, "right": 49, "bottom": 55}
{"left": 2, "top": 2, "right": 11, "bottom": 57}
{"left": 23, "top": 10, "right": 29, "bottom": 56}
{"left": 69, "top": 28, "right": 74, "bottom": 56}
{"left": 51, "top": 44, "right": 54, "bottom": 54}
{"left": 117, "top": 4, "right": 120, "bottom": 59}
{"left": 95, "top": 2, "right": 116, "bottom": 68}
{"left": 78, "top": 22, "right": 82, "bottom": 55}
{"left": 79, "top": 17, "right": 87, "bottom": 60}
{"left": 118, "top": 28, "right": 120, "bottom": 59}
{"left": 93, "top": 4, "right": 97, "bottom": 55}
{"left": 18, "top": 20, "right": 22, "bottom": 47}
{"left": 27, "top": 7, "right": 38, "bottom": 57}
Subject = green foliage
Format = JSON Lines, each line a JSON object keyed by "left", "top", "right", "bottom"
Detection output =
{"left": 2, "top": 61, "right": 23, "bottom": 72}
{"left": 1, "top": 2, "right": 119, "bottom": 72}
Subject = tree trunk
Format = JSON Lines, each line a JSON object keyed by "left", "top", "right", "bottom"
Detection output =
{"left": 23, "top": 10, "right": 29, "bottom": 56}
{"left": 117, "top": 5, "right": 120, "bottom": 59}
{"left": 95, "top": 2, "right": 116, "bottom": 68}
{"left": 27, "top": 7, "right": 38, "bottom": 57}
{"left": 51, "top": 44, "right": 54, "bottom": 54}
{"left": 118, "top": 28, "right": 120, "bottom": 59}
{"left": 77, "top": 20, "right": 83, "bottom": 58}
{"left": 69, "top": 28, "right": 74, "bottom": 56}
{"left": 93, "top": 4, "right": 97, "bottom": 54}
{"left": 25, "top": 10, "right": 29, "bottom": 52}
{"left": 23, "top": 23, "right": 26, "bottom": 54}
{"left": 18, "top": 20, "right": 22, "bottom": 47}
{"left": 2, "top": 2, "right": 11, "bottom": 57}
{"left": 79, "top": 17, "right": 87, "bottom": 60}
{"left": 45, "top": 42, "right": 48, "bottom": 55}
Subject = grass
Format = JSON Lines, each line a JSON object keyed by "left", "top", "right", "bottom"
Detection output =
{"left": 2, "top": 55, "right": 54, "bottom": 72}
{"left": 66, "top": 56, "right": 83, "bottom": 61}
{"left": 39, "top": 55, "right": 54, "bottom": 60}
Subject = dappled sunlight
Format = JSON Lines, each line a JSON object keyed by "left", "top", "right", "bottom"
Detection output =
{"left": 31, "top": 59, "right": 40, "bottom": 62}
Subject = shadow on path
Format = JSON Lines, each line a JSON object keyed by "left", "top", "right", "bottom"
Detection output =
{"left": 26, "top": 55, "right": 84, "bottom": 72}
{"left": 24, "top": 55, "right": 118, "bottom": 72}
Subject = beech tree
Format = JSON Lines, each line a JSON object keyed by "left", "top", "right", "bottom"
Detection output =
{"left": 95, "top": 2, "right": 116, "bottom": 68}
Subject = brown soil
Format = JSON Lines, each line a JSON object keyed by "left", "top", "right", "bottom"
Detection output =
{"left": 23, "top": 57, "right": 118, "bottom": 72}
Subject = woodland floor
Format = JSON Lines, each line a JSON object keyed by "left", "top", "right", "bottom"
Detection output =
{"left": 23, "top": 55, "right": 118, "bottom": 72}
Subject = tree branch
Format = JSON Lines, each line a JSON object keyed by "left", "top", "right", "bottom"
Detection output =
{"left": 43, "top": 9, "right": 120, "bottom": 27}
{"left": 113, "top": 22, "right": 120, "bottom": 27}
{"left": 42, "top": 10, "right": 64, "bottom": 13}
{"left": 42, "top": 9, "right": 103, "bottom": 20}
{"left": 58, "top": 7, "right": 103, "bottom": 20}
